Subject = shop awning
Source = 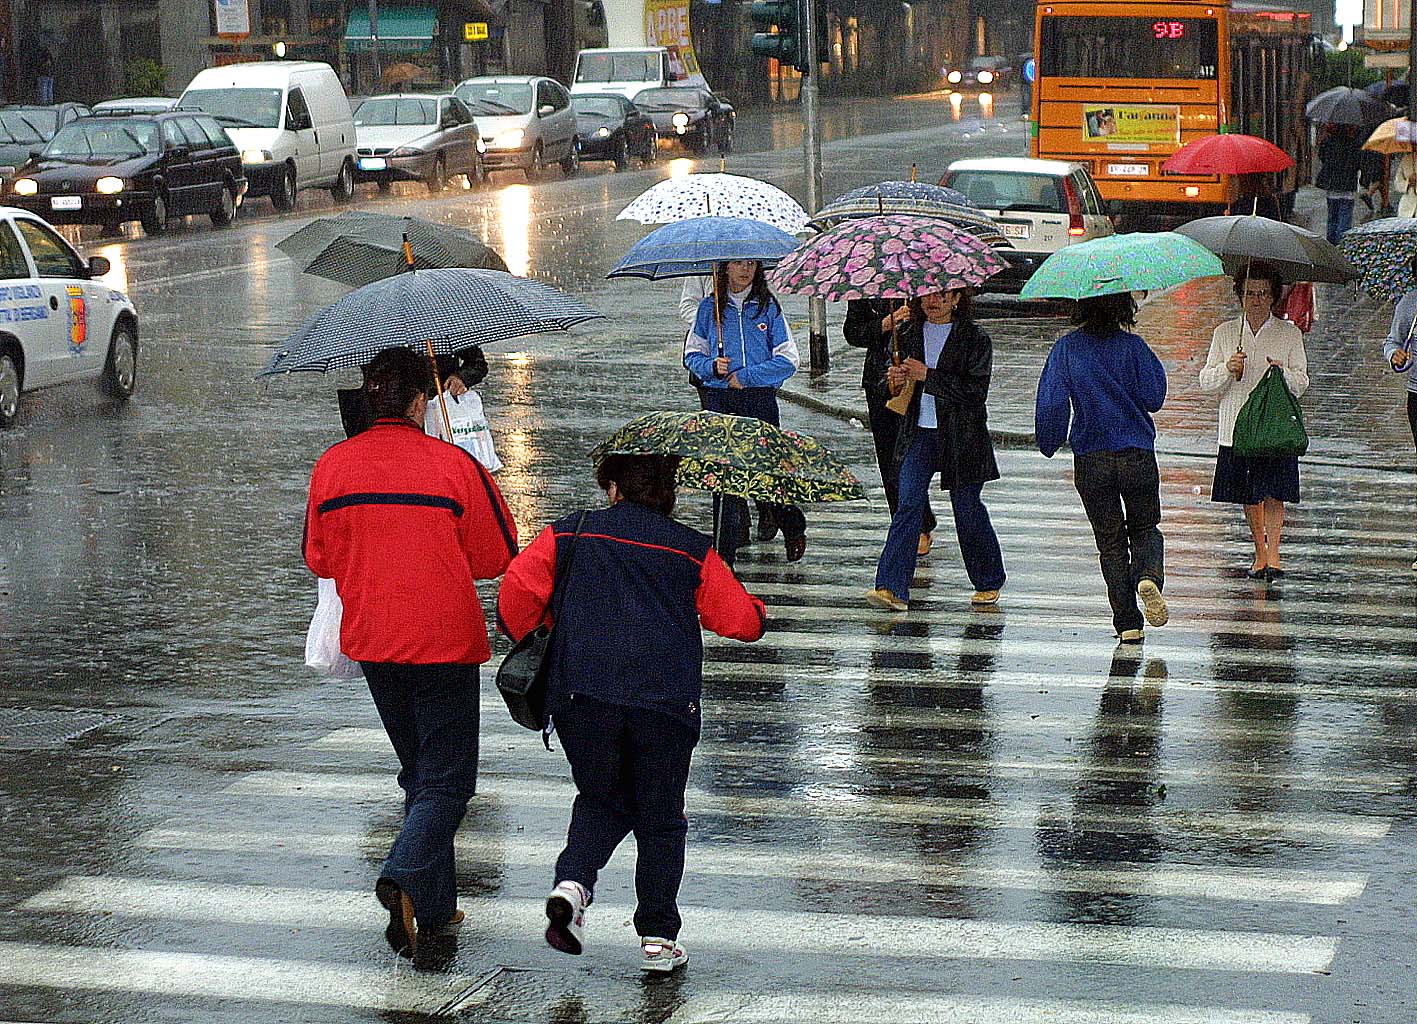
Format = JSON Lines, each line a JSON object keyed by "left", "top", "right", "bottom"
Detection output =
{"left": 344, "top": 6, "right": 438, "bottom": 53}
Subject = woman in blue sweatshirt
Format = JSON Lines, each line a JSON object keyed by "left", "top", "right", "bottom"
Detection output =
{"left": 684, "top": 259, "right": 806, "bottom": 566}
{"left": 1035, "top": 292, "right": 1170, "bottom": 643}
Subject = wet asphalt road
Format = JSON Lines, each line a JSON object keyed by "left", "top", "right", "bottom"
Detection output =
{"left": 2, "top": 91, "right": 1417, "bottom": 1024}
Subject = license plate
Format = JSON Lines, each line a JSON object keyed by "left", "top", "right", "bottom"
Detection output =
{"left": 358, "top": 157, "right": 387, "bottom": 171}
{"left": 50, "top": 196, "right": 81, "bottom": 211}
{"left": 1106, "top": 162, "right": 1149, "bottom": 177}
{"left": 1000, "top": 222, "right": 1030, "bottom": 240}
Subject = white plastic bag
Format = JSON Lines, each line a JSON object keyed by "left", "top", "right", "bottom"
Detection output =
{"left": 304, "top": 577, "right": 362, "bottom": 679}
{"left": 425, "top": 388, "right": 502, "bottom": 472}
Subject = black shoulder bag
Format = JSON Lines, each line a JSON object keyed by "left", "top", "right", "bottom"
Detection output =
{"left": 495, "top": 511, "right": 587, "bottom": 733}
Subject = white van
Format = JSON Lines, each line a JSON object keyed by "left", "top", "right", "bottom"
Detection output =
{"left": 177, "top": 61, "right": 356, "bottom": 210}
{"left": 570, "top": 48, "right": 683, "bottom": 102}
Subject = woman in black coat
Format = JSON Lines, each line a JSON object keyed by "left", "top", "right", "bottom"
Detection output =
{"left": 865, "top": 288, "right": 1006, "bottom": 612}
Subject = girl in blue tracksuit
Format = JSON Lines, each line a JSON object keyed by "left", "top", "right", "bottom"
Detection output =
{"left": 683, "top": 259, "right": 807, "bottom": 566}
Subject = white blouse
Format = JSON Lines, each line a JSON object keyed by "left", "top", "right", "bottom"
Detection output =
{"left": 1198, "top": 315, "right": 1310, "bottom": 447}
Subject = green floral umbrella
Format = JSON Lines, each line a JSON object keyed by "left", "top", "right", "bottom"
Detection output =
{"left": 590, "top": 411, "right": 866, "bottom": 506}
{"left": 1337, "top": 217, "right": 1417, "bottom": 301}
{"left": 1019, "top": 231, "right": 1225, "bottom": 300}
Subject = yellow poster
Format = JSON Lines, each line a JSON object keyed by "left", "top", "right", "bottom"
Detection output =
{"left": 643, "top": 0, "right": 704, "bottom": 85}
{"left": 1082, "top": 105, "right": 1180, "bottom": 145}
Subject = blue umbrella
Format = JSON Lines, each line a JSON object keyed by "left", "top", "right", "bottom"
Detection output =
{"left": 608, "top": 215, "right": 800, "bottom": 280}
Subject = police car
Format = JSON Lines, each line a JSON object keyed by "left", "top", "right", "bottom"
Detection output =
{"left": 0, "top": 207, "right": 137, "bottom": 427}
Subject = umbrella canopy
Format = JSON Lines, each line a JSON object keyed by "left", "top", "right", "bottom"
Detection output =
{"left": 808, "top": 180, "right": 1006, "bottom": 245}
{"left": 608, "top": 215, "right": 799, "bottom": 280}
{"left": 1361, "top": 116, "right": 1417, "bottom": 155}
{"left": 1305, "top": 86, "right": 1391, "bottom": 126}
{"left": 262, "top": 269, "right": 602, "bottom": 375}
{"left": 1019, "top": 232, "right": 1225, "bottom": 300}
{"left": 767, "top": 215, "right": 1008, "bottom": 301}
{"left": 590, "top": 410, "right": 865, "bottom": 505}
{"left": 277, "top": 212, "right": 508, "bottom": 287}
{"left": 1367, "top": 79, "right": 1408, "bottom": 108}
{"left": 1160, "top": 134, "right": 1294, "bottom": 175}
{"left": 1337, "top": 217, "right": 1417, "bottom": 300}
{"left": 1174, "top": 215, "right": 1357, "bottom": 284}
{"left": 617, "top": 173, "right": 810, "bottom": 232}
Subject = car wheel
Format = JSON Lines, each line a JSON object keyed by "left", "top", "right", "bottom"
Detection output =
{"left": 272, "top": 165, "right": 297, "bottom": 211}
{"left": 209, "top": 182, "right": 238, "bottom": 227}
{"left": 101, "top": 323, "right": 138, "bottom": 400}
{"left": 330, "top": 158, "right": 355, "bottom": 203}
{"left": 139, "top": 190, "right": 167, "bottom": 236}
{"left": 426, "top": 153, "right": 447, "bottom": 193}
{"left": 613, "top": 135, "right": 630, "bottom": 171}
{"left": 526, "top": 143, "right": 545, "bottom": 181}
{"left": 560, "top": 139, "right": 580, "bottom": 177}
{"left": 0, "top": 350, "right": 19, "bottom": 427}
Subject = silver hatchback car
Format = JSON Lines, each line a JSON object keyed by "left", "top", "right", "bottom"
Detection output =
{"left": 453, "top": 76, "right": 579, "bottom": 179}
{"left": 353, "top": 93, "right": 485, "bottom": 193}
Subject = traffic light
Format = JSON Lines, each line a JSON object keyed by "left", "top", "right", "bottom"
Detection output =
{"left": 750, "top": 0, "right": 802, "bottom": 71}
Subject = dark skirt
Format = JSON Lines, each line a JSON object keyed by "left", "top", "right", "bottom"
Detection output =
{"left": 1212, "top": 445, "right": 1300, "bottom": 505}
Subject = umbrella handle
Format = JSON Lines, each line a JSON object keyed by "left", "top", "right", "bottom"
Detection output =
{"left": 425, "top": 338, "right": 453, "bottom": 439}
{"left": 714, "top": 263, "right": 724, "bottom": 359}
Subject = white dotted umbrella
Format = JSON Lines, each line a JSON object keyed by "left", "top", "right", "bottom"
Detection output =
{"left": 617, "top": 173, "right": 810, "bottom": 232}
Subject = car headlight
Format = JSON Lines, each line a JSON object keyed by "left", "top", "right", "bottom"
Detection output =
{"left": 241, "top": 148, "right": 273, "bottom": 164}
{"left": 947, "top": 70, "right": 962, "bottom": 84}
{"left": 96, "top": 176, "right": 124, "bottom": 195}
{"left": 476, "top": 138, "right": 486, "bottom": 154}
{"left": 977, "top": 70, "right": 994, "bottom": 84}
{"left": 12, "top": 178, "right": 37, "bottom": 196}
{"left": 671, "top": 112, "right": 690, "bottom": 129}
{"left": 492, "top": 128, "right": 525, "bottom": 149}
{"left": 596, "top": 126, "right": 611, "bottom": 137}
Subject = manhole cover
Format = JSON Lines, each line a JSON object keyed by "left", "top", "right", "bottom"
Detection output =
{"left": 0, "top": 709, "right": 121, "bottom": 751}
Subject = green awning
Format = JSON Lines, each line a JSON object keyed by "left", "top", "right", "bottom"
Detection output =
{"left": 345, "top": 6, "right": 438, "bottom": 53}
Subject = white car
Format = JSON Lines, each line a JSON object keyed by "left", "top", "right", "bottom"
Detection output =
{"left": 0, "top": 207, "right": 138, "bottom": 427}
{"left": 453, "top": 76, "right": 579, "bottom": 179}
{"left": 940, "top": 157, "right": 1114, "bottom": 293}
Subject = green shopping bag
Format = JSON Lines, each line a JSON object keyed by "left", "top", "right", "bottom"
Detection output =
{"left": 1232, "top": 365, "right": 1309, "bottom": 459}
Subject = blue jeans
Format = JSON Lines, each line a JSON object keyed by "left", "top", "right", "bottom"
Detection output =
{"left": 1326, "top": 196, "right": 1354, "bottom": 244}
{"left": 874, "top": 428, "right": 1006, "bottom": 601}
{"left": 361, "top": 661, "right": 479, "bottom": 930}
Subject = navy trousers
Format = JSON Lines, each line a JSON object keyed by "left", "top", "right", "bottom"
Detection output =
{"left": 1072, "top": 448, "right": 1165, "bottom": 635}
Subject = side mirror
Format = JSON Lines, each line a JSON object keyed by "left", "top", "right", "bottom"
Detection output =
{"left": 87, "top": 255, "right": 110, "bottom": 277}
{"left": 168, "top": 145, "right": 190, "bottom": 161}
{"left": 538, "top": 103, "right": 555, "bottom": 116}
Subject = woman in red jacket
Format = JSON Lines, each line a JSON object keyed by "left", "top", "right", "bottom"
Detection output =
{"left": 304, "top": 347, "right": 517, "bottom": 960}
{"left": 498, "top": 453, "right": 766, "bottom": 974}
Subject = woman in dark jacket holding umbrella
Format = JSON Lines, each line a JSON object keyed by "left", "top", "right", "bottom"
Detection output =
{"left": 865, "top": 288, "right": 1006, "bottom": 611}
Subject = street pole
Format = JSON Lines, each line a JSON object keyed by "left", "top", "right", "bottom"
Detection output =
{"left": 368, "top": 0, "right": 382, "bottom": 90}
{"left": 800, "top": 0, "right": 828, "bottom": 377}
{"left": 1409, "top": 0, "right": 1417, "bottom": 142}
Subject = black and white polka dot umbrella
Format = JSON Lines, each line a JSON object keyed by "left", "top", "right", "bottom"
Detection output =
{"left": 260, "top": 268, "right": 603, "bottom": 376}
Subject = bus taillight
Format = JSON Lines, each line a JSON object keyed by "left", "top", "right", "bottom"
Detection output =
{"left": 1063, "top": 177, "right": 1086, "bottom": 235}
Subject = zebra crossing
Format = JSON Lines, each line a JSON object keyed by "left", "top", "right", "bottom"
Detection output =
{"left": 2, "top": 450, "right": 1412, "bottom": 1023}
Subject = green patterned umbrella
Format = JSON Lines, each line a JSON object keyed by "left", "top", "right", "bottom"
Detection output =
{"left": 1019, "top": 231, "right": 1225, "bottom": 300}
{"left": 1337, "top": 217, "right": 1417, "bottom": 301}
{"left": 590, "top": 411, "right": 865, "bottom": 505}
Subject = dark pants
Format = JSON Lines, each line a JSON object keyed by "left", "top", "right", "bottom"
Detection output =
{"left": 1073, "top": 448, "right": 1165, "bottom": 634}
{"left": 1408, "top": 392, "right": 1417, "bottom": 452}
{"left": 554, "top": 696, "right": 697, "bottom": 939}
{"left": 1326, "top": 195, "right": 1355, "bottom": 244}
{"left": 698, "top": 385, "right": 806, "bottom": 567}
{"left": 361, "top": 661, "right": 479, "bottom": 930}
{"left": 864, "top": 386, "right": 937, "bottom": 536}
{"left": 875, "top": 428, "right": 1005, "bottom": 601}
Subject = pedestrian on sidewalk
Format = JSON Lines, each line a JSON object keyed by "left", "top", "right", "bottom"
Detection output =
{"left": 303, "top": 347, "right": 517, "bottom": 960}
{"left": 1035, "top": 291, "right": 1170, "bottom": 644}
{"left": 866, "top": 288, "right": 1006, "bottom": 613}
{"left": 1199, "top": 262, "right": 1309, "bottom": 579}
{"left": 497, "top": 453, "right": 766, "bottom": 973}
{"left": 684, "top": 259, "right": 806, "bottom": 565}
{"left": 845, "top": 297, "right": 939, "bottom": 557}
{"left": 1381, "top": 257, "right": 1417, "bottom": 571}
{"left": 32, "top": 45, "right": 53, "bottom": 105}
{"left": 1230, "top": 172, "right": 1282, "bottom": 220}
{"left": 1317, "top": 125, "right": 1362, "bottom": 244}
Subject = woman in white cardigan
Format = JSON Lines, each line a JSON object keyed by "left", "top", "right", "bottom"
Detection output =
{"left": 1198, "top": 263, "right": 1310, "bottom": 579}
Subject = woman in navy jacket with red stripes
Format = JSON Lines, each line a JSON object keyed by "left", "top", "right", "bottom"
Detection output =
{"left": 498, "top": 453, "right": 766, "bottom": 973}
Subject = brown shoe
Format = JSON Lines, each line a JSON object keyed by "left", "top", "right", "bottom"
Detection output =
{"left": 427, "top": 908, "right": 465, "bottom": 937}
{"left": 970, "top": 589, "right": 1000, "bottom": 606}
{"left": 917, "top": 533, "right": 933, "bottom": 557}
{"left": 376, "top": 880, "right": 418, "bottom": 958}
{"left": 865, "top": 587, "right": 908, "bottom": 612}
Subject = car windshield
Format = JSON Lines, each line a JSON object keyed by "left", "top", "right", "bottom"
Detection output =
{"left": 0, "top": 112, "right": 45, "bottom": 145}
{"left": 634, "top": 88, "right": 700, "bottom": 112}
{"left": 355, "top": 97, "right": 438, "bottom": 126}
{"left": 947, "top": 170, "right": 1065, "bottom": 213}
{"left": 45, "top": 120, "right": 160, "bottom": 159}
{"left": 572, "top": 97, "right": 621, "bottom": 118}
{"left": 179, "top": 88, "right": 283, "bottom": 128}
{"left": 454, "top": 82, "right": 532, "bottom": 115}
{"left": 575, "top": 52, "right": 657, "bottom": 83}
{"left": 9, "top": 108, "right": 58, "bottom": 137}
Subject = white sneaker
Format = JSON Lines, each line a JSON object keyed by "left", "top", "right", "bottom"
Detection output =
{"left": 640, "top": 936, "right": 688, "bottom": 973}
{"left": 1137, "top": 579, "right": 1169, "bottom": 627}
{"left": 544, "top": 881, "right": 588, "bottom": 955}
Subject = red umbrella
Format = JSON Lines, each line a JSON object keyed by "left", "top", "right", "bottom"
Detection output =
{"left": 1161, "top": 134, "right": 1295, "bottom": 175}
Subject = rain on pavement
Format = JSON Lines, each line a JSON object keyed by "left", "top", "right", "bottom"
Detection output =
{"left": 1, "top": 92, "right": 1415, "bottom": 1024}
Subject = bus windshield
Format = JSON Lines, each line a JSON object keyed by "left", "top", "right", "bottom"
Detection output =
{"left": 1039, "top": 16, "right": 1218, "bottom": 79}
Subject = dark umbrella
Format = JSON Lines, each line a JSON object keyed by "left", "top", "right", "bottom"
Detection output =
{"left": 1305, "top": 86, "right": 1392, "bottom": 126}
{"left": 1367, "top": 79, "right": 1408, "bottom": 108}
{"left": 277, "top": 212, "right": 508, "bottom": 287}
{"left": 808, "top": 180, "right": 1006, "bottom": 245}
{"left": 1175, "top": 215, "right": 1358, "bottom": 284}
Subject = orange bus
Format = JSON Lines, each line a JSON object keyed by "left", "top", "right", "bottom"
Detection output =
{"left": 1030, "top": 0, "right": 1316, "bottom": 220}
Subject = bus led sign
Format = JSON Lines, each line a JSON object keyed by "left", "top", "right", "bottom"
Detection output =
{"left": 1153, "top": 20, "right": 1186, "bottom": 38}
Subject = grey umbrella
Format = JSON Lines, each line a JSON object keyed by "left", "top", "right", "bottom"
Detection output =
{"left": 1175, "top": 215, "right": 1358, "bottom": 284}
{"left": 277, "top": 212, "right": 508, "bottom": 287}
{"left": 808, "top": 180, "right": 1007, "bottom": 246}
{"left": 1305, "top": 86, "right": 1391, "bottom": 126}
